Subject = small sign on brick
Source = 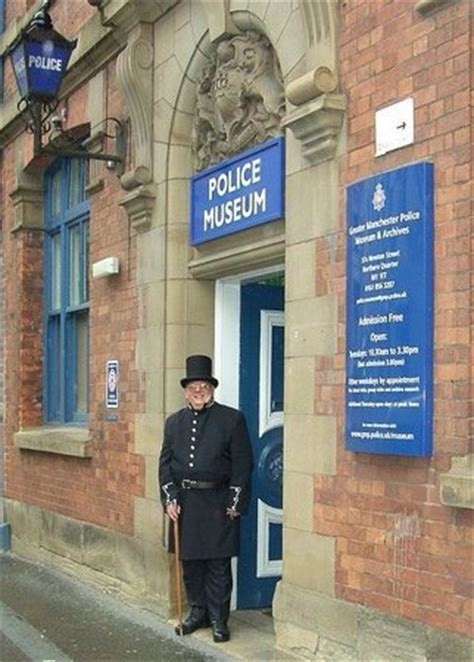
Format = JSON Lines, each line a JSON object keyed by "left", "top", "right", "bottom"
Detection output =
{"left": 106, "top": 360, "right": 119, "bottom": 408}
{"left": 375, "top": 98, "right": 414, "bottom": 157}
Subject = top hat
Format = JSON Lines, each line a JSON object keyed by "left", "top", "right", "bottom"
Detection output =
{"left": 180, "top": 355, "right": 219, "bottom": 388}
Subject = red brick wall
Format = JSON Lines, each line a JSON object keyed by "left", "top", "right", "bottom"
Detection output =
{"left": 313, "top": 0, "right": 473, "bottom": 637}
{"left": 3, "top": 32, "right": 145, "bottom": 534}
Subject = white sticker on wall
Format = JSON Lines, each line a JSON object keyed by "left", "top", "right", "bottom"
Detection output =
{"left": 375, "top": 98, "right": 414, "bottom": 157}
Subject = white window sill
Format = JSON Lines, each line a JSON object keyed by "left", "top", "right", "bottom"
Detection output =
{"left": 14, "top": 427, "right": 92, "bottom": 458}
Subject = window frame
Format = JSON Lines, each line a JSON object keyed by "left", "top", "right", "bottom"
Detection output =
{"left": 0, "top": 0, "right": 4, "bottom": 104}
{"left": 44, "top": 158, "right": 90, "bottom": 424}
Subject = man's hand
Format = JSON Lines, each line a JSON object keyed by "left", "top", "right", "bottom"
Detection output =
{"left": 226, "top": 508, "right": 240, "bottom": 520}
{"left": 166, "top": 500, "right": 181, "bottom": 521}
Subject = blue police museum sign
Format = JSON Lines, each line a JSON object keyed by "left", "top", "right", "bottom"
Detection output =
{"left": 190, "top": 137, "right": 285, "bottom": 245}
{"left": 345, "top": 162, "right": 434, "bottom": 457}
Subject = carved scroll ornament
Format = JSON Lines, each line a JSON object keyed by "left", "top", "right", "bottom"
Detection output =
{"left": 192, "top": 31, "right": 285, "bottom": 171}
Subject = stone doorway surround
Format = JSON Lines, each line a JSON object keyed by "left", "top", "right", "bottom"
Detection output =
{"left": 125, "top": 0, "right": 345, "bottom": 642}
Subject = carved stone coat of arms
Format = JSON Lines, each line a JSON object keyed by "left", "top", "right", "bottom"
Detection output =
{"left": 192, "top": 31, "right": 285, "bottom": 171}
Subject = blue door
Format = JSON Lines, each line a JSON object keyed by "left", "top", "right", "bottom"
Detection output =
{"left": 237, "top": 281, "right": 284, "bottom": 609}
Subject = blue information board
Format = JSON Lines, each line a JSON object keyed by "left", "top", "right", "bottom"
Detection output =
{"left": 345, "top": 162, "right": 434, "bottom": 456}
{"left": 190, "top": 137, "right": 285, "bottom": 245}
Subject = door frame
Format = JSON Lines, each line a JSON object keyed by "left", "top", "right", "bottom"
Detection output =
{"left": 214, "top": 264, "right": 284, "bottom": 609}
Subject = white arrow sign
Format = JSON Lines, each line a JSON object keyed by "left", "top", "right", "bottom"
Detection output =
{"left": 375, "top": 98, "right": 414, "bottom": 157}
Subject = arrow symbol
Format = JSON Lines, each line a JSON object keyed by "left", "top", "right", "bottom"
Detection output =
{"left": 396, "top": 122, "right": 407, "bottom": 130}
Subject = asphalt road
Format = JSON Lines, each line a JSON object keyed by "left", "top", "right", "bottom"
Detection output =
{"left": 0, "top": 552, "right": 233, "bottom": 662}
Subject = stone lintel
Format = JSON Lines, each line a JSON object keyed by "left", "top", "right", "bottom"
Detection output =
{"left": 14, "top": 427, "right": 92, "bottom": 458}
{"left": 415, "top": 0, "right": 459, "bottom": 16}
{"left": 282, "top": 94, "right": 346, "bottom": 166}
{"left": 188, "top": 233, "right": 285, "bottom": 279}
{"left": 99, "top": 0, "right": 179, "bottom": 31}
{"left": 439, "top": 454, "right": 474, "bottom": 510}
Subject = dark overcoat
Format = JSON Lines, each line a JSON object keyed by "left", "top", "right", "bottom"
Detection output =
{"left": 158, "top": 402, "right": 253, "bottom": 560}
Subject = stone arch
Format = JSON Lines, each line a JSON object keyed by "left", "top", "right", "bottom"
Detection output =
{"left": 159, "top": 0, "right": 342, "bottom": 411}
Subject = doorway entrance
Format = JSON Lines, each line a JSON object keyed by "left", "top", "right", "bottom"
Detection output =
{"left": 215, "top": 268, "right": 284, "bottom": 610}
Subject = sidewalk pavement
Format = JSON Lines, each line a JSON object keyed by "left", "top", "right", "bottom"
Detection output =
{"left": 1, "top": 552, "right": 294, "bottom": 661}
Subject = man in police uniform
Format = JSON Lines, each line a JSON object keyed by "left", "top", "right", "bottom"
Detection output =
{"left": 159, "top": 355, "right": 253, "bottom": 643}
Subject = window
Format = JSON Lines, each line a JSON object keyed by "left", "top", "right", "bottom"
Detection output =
{"left": 44, "top": 158, "right": 89, "bottom": 423}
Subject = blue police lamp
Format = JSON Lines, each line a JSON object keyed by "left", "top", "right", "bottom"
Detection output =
{"left": 8, "top": 0, "right": 127, "bottom": 170}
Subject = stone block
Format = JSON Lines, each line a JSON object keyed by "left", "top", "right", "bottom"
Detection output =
{"left": 187, "top": 279, "right": 214, "bottom": 326}
{"left": 285, "top": 414, "right": 337, "bottom": 475}
{"left": 276, "top": 7, "right": 306, "bottom": 78}
{"left": 175, "top": 22, "right": 196, "bottom": 74}
{"left": 283, "top": 529, "right": 335, "bottom": 596}
{"left": 4, "top": 499, "right": 41, "bottom": 545}
{"left": 262, "top": 0, "right": 292, "bottom": 45}
{"left": 316, "top": 637, "right": 356, "bottom": 661}
{"left": 136, "top": 327, "right": 164, "bottom": 372}
{"left": 285, "top": 357, "right": 315, "bottom": 415}
{"left": 283, "top": 471, "right": 314, "bottom": 531}
{"left": 14, "top": 427, "right": 92, "bottom": 458}
{"left": 142, "top": 282, "right": 165, "bottom": 328}
{"left": 286, "top": 241, "right": 316, "bottom": 301}
{"left": 274, "top": 619, "right": 320, "bottom": 659}
{"left": 168, "top": 141, "right": 193, "bottom": 182}
{"left": 426, "top": 624, "right": 474, "bottom": 662}
{"left": 134, "top": 413, "right": 163, "bottom": 457}
{"left": 165, "top": 324, "right": 187, "bottom": 364}
{"left": 144, "top": 369, "right": 165, "bottom": 414}
{"left": 439, "top": 454, "right": 474, "bottom": 510}
{"left": 144, "top": 454, "right": 160, "bottom": 500}
{"left": 287, "top": 295, "right": 337, "bottom": 357}
{"left": 82, "top": 523, "right": 116, "bottom": 575}
{"left": 134, "top": 497, "right": 162, "bottom": 545}
{"left": 40, "top": 510, "right": 83, "bottom": 563}
{"left": 167, "top": 178, "right": 189, "bottom": 223}
{"left": 114, "top": 534, "right": 146, "bottom": 590}
{"left": 167, "top": 225, "right": 191, "bottom": 279}
{"left": 357, "top": 608, "right": 426, "bottom": 662}
{"left": 154, "top": 9, "right": 175, "bottom": 65}
{"left": 273, "top": 581, "right": 358, "bottom": 648}
{"left": 137, "top": 227, "right": 165, "bottom": 284}
{"left": 286, "top": 162, "right": 338, "bottom": 243}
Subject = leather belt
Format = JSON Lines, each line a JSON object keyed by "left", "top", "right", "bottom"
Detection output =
{"left": 181, "top": 479, "right": 221, "bottom": 490}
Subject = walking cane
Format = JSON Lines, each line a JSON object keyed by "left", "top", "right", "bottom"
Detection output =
{"left": 173, "top": 517, "right": 184, "bottom": 636}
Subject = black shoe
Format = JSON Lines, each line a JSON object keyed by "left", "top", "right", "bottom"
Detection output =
{"left": 211, "top": 620, "right": 230, "bottom": 643}
{"left": 175, "top": 607, "right": 210, "bottom": 636}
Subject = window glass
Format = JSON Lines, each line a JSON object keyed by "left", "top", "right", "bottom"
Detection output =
{"left": 68, "top": 159, "right": 84, "bottom": 208}
{"left": 75, "top": 311, "right": 88, "bottom": 414}
{"left": 51, "top": 169, "right": 62, "bottom": 218}
{"left": 47, "top": 315, "right": 61, "bottom": 419}
{"left": 44, "top": 158, "right": 89, "bottom": 423}
{"left": 83, "top": 221, "right": 90, "bottom": 303}
{"left": 68, "top": 224, "right": 81, "bottom": 307}
{"left": 51, "top": 232, "right": 61, "bottom": 310}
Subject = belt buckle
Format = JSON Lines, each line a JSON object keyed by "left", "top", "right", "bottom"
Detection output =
{"left": 182, "top": 479, "right": 195, "bottom": 489}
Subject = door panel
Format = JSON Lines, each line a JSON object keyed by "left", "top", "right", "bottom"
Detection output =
{"left": 238, "top": 282, "right": 284, "bottom": 609}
